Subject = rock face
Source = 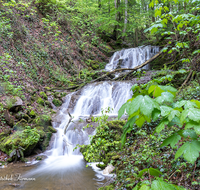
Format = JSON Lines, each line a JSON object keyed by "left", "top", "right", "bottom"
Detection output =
{"left": 103, "top": 164, "right": 115, "bottom": 175}
{"left": 8, "top": 97, "right": 23, "bottom": 113}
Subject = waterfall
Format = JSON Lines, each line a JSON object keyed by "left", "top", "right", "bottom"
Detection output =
{"left": 105, "top": 45, "right": 160, "bottom": 71}
{"left": 21, "top": 45, "right": 159, "bottom": 189}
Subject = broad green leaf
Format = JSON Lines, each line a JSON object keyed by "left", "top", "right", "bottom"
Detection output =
{"left": 155, "top": 119, "right": 169, "bottom": 133}
{"left": 185, "top": 121, "right": 200, "bottom": 135}
{"left": 140, "top": 184, "right": 150, "bottom": 190}
{"left": 118, "top": 102, "right": 129, "bottom": 119}
{"left": 135, "top": 115, "right": 146, "bottom": 127}
{"left": 191, "top": 99, "right": 200, "bottom": 109}
{"left": 138, "top": 168, "right": 162, "bottom": 178}
{"left": 174, "top": 100, "right": 197, "bottom": 109}
{"left": 140, "top": 95, "right": 155, "bottom": 117}
{"left": 168, "top": 117, "right": 182, "bottom": 127}
{"left": 159, "top": 85, "right": 177, "bottom": 96}
{"left": 152, "top": 109, "right": 161, "bottom": 121}
{"left": 148, "top": 85, "right": 164, "bottom": 97}
{"left": 160, "top": 106, "right": 173, "bottom": 117}
{"left": 155, "top": 92, "right": 174, "bottom": 104}
{"left": 151, "top": 179, "right": 177, "bottom": 190}
{"left": 161, "top": 133, "right": 181, "bottom": 148}
{"left": 168, "top": 110, "right": 180, "bottom": 121}
{"left": 175, "top": 140, "right": 200, "bottom": 164}
{"left": 129, "top": 95, "right": 143, "bottom": 115}
{"left": 180, "top": 108, "right": 200, "bottom": 123}
{"left": 181, "top": 129, "right": 197, "bottom": 139}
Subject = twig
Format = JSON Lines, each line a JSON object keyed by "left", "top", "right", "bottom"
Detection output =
{"left": 192, "top": 161, "right": 196, "bottom": 182}
{"left": 177, "top": 70, "right": 193, "bottom": 94}
{"left": 64, "top": 112, "right": 72, "bottom": 134}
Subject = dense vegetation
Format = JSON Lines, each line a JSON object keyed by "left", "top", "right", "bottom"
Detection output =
{"left": 0, "top": 0, "right": 200, "bottom": 189}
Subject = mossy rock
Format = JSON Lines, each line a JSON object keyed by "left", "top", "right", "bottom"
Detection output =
{"left": 39, "top": 91, "right": 47, "bottom": 100}
{"left": 52, "top": 98, "right": 62, "bottom": 107}
{"left": 97, "top": 163, "right": 107, "bottom": 169}
{"left": 39, "top": 132, "right": 52, "bottom": 151}
{"left": 14, "top": 119, "right": 29, "bottom": 130}
{"left": 0, "top": 129, "right": 11, "bottom": 141}
{"left": 15, "top": 111, "right": 30, "bottom": 122}
{"left": 48, "top": 126, "right": 57, "bottom": 133}
{"left": 0, "top": 127, "right": 40, "bottom": 157}
{"left": 28, "top": 110, "right": 36, "bottom": 118}
{"left": 45, "top": 100, "right": 52, "bottom": 108}
{"left": 37, "top": 97, "right": 45, "bottom": 106}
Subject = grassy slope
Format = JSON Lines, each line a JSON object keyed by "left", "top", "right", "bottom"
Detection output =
{"left": 0, "top": 0, "right": 111, "bottom": 162}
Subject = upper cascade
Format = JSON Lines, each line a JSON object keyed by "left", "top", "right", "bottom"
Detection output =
{"left": 105, "top": 45, "right": 160, "bottom": 71}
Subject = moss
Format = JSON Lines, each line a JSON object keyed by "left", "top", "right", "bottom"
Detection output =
{"left": 97, "top": 163, "right": 106, "bottom": 169}
{"left": 14, "top": 119, "right": 28, "bottom": 130}
{"left": 98, "top": 184, "right": 115, "bottom": 190}
{"left": 39, "top": 91, "right": 48, "bottom": 100}
{"left": 29, "top": 110, "right": 36, "bottom": 118}
{"left": 48, "top": 126, "right": 57, "bottom": 133}
{"left": 37, "top": 97, "right": 45, "bottom": 106}
{"left": 15, "top": 112, "right": 30, "bottom": 121}
{"left": 40, "top": 132, "right": 52, "bottom": 151}
{"left": 0, "top": 127, "right": 40, "bottom": 157}
{"left": 52, "top": 98, "right": 62, "bottom": 107}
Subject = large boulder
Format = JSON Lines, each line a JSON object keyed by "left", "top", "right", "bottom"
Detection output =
{"left": 0, "top": 126, "right": 40, "bottom": 157}
{"left": 8, "top": 96, "right": 23, "bottom": 113}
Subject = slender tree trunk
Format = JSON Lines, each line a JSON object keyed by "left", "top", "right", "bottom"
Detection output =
{"left": 113, "top": 0, "right": 121, "bottom": 40}
{"left": 123, "top": 0, "right": 128, "bottom": 37}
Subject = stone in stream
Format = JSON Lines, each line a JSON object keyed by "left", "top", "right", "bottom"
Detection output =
{"left": 103, "top": 164, "right": 115, "bottom": 175}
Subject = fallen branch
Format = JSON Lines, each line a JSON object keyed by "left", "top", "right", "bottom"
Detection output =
{"left": 177, "top": 70, "right": 193, "bottom": 94}
{"left": 64, "top": 112, "right": 73, "bottom": 134}
{"left": 90, "top": 51, "right": 162, "bottom": 83}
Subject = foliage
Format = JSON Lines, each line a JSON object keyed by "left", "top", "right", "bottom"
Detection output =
{"left": 119, "top": 83, "right": 200, "bottom": 164}
{"left": 146, "top": 0, "right": 200, "bottom": 70}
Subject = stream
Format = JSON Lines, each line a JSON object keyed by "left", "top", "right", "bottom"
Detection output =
{"left": 0, "top": 46, "right": 159, "bottom": 190}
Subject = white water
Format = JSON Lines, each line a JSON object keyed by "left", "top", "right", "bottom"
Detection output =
{"left": 20, "top": 45, "right": 159, "bottom": 189}
{"left": 105, "top": 45, "right": 159, "bottom": 71}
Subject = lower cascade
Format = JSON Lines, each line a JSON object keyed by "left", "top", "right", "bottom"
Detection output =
{"left": 20, "top": 46, "right": 158, "bottom": 189}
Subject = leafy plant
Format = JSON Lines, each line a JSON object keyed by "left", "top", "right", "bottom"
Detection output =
{"left": 119, "top": 83, "right": 200, "bottom": 165}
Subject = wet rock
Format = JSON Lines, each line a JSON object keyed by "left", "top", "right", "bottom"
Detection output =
{"left": 15, "top": 111, "right": 30, "bottom": 122}
{"left": 8, "top": 97, "right": 23, "bottom": 113}
{"left": 4, "top": 110, "right": 15, "bottom": 127}
{"left": 103, "top": 164, "right": 115, "bottom": 175}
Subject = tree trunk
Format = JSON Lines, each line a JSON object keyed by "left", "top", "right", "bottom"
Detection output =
{"left": 123, "top": 0, "right": 128, "bottom": 37}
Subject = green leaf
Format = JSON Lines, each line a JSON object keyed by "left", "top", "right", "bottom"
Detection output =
{"left": 181, "top": 129, "right": 197, "bottom": 139}
{"left": 151, "top": 179, "right": 177, "bottom": 190}
{"left": 161, "top": 133, "right": 181, "bottom": 148}
{"left": 175, "top": 140, "right": 200, "bottom": 164}
{"left": 185, "top": 121, "right": 200, "bottom": 135}
{"left": 118, "top": 102, "right": 129, "bottom": 119}
{"left": 152, "top": 109, "right": 161, "bottom": 122}
{"left": 135, "top": 115, "right": 146, "bottom": 127}
{"left": 140, "top": 95, "right": 155, "bottom": 117}
{"left": 129, "top": 95, "right": 143, "bottom": 115}
{"left": 155, "top": 92, "right": 174, "bottom": 104}
{"left": 138, "top": 168, "right": 162, "bottom": 178}
{"left": 140, "top": 184, "right": 150, "bottom": 190}
{"left": 160, "top": 106, "right": 173, "bottom": 117}
{"left": 121, "top": 116, "right": 137, "bottom": 148}
{"left": 168, "top": 110, "right": 180, "bottom": 121}
{"left": 155, "top": 119, "right": 169, "bottom": 133}
{"left": 180, "top": 108, "right": 200, "bottom": 123}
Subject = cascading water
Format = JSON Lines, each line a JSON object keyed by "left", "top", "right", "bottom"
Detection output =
{"left": 17, "top": 45, "right": 159, "bottom": 190}
{"left": 105, "top": 45, "right": 160, "bottom": 71}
